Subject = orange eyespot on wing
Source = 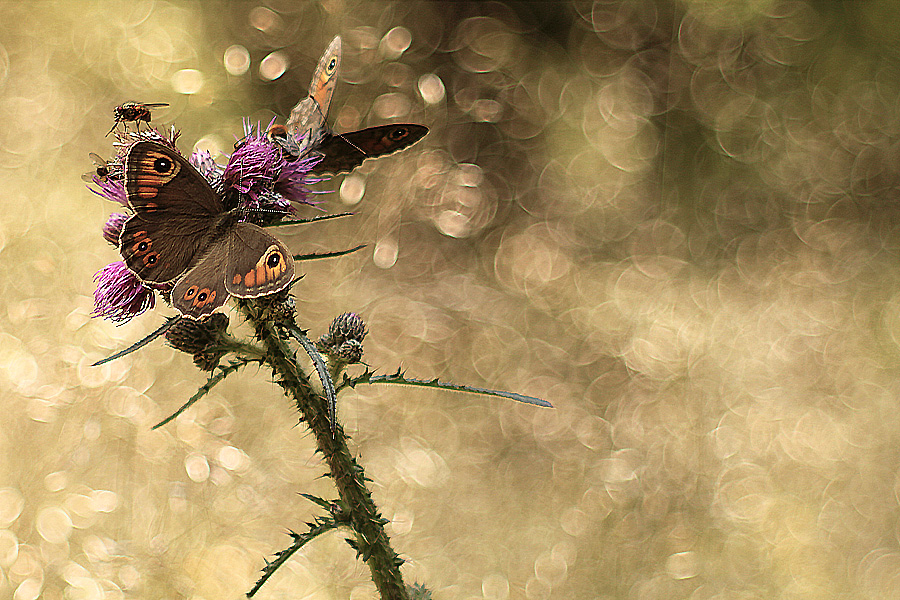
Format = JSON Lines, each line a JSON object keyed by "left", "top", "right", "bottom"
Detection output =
{"left": 224, "top": 225, "right": 295, "bottom": 299}
{"left": 182, "top": 285, "right": 217, "bottom": 309}
{"left": 240, "top": 246, "right": 288, "bottom": 289}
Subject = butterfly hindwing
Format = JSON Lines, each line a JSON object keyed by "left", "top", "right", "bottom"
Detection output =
{"left": 119, "top": 215, "right": 214, "bottom": 283}
{"left": 171, "top": 238, "right": 231, "bottom": 319}
{"left": 224, "top": 223, "right": 295, "bottom": 298}
{"left": 310, "top": 124, "right": 429, "bottom": 175}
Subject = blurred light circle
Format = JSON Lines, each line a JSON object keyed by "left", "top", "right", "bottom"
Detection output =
{"left": 482, "top": 573, "right": 510, "bottom": 600}
{"left": 193, "top": 135, "right": 226, "bottom": 161}
{"left": 184, "top": 453, "right": 210, "bottom": 482}
{"left": 435, "top": 210, "right": 471, "bottom": 238}
{"left": 472, "top": 98, "right": 502, "bottom": 122}
{"left": 418, "top": 73, "right": 445, "bottom": 104}
{"left": 223, "top": 45, "right": 250, "bottom": 76}
{"left": 373, "top": 240, "right": 398, "bottom": 269}
{"left": 372, "top": 92, "right": 411, "bottom": 119}
{"left": 216, "top": 445, "right": 249, "bottom": 471}
{"left": 259, "top": 51, "right": 289, "bottom": 81}
{"left": 389, "top": 507, "right": 414, "bottom": 535}
{"left": 340, "top": 174, "right": 366, "bottom": 204}
{"left": 381, "top": 26, "right": 412, "bottom": 59}
{"left": 13, "top": 578, "right": 42, "bottom": 600}
{"left": 171, "top": 69, "right": 204, "bottom": 94}
{"left": 0, "top": 489, "right": 24, "bottom": 527}
{"left": 35, "top": 506, "right": 72, "bottom": 544}
{"left": 90, "top": 490, "right": 118, "bottom": 512}
{"left": 249, "top": 6, "right": 282, "bottom": 33}
{"left": 0, "top": 529, "right": 18, "bottom": 566}
{"left": 665, "top": 551, "right": 699, "bottom": 579}
{"left": 43, "top": 471, "right": 67, "bottom": 492}
{"left": 118, "top": 565, "right": 140, "bottom": 589}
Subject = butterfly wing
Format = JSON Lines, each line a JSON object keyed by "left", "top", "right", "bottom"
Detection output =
{"left": 171, "top": 238, "right": 231, "bottom": 319}
{"left": 224, "top": 223, "right": 295, "bottom": 298}
{"left": 120, "top": 141, "right": 223, "bottom": 283}
{"left": 287, "top": 36, "right": 341, "bottom": 157}
{"left": 310, "top": 124, "right": 429, "bottom": 175}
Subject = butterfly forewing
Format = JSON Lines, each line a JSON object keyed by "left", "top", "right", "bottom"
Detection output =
{"left": 120, "top": 142, "right": 225, "bottom": 283}
{"left": 125, "top": 142, "right": 223, "bottom": 220}
{"left": 310, "top": 124, "right": 429, "bottom": 175}
{"left": 224, "top": 223, "right": 295, "bottom": 298}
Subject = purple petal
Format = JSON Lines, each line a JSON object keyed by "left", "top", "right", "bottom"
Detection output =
{"left": 92, "top": 261, "right": 155, "bottom": 324}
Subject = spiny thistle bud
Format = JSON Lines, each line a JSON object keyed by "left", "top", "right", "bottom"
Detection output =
{"left": 252, "top": 291, "right": 296, "bottom": 323}
{"left": 317, "top": 313, "right": 367, "bottom": 366}
{"left": 336, "top": 339, "right": 363, "bottom": 364}
{"left": 327, "top": 312, "right": 367, "bottom": 347}
{"left": 165, "top": 313, "right": 230, "bottom": 370}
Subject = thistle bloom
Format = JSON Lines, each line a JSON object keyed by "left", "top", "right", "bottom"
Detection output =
{"left": 92, "top": 261, "right": 155, "bottom": 323}
{"left": 102, "top": 213, "right": 129, "bottom": 246}
{"left": 224, "top": 121, "right": 320, "bottom": 218}
{"left": 90, "top": 176, "right": 127, "bottom": 206}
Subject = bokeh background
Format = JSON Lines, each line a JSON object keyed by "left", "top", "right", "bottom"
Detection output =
{"left": 3, "top": 0, "right": 900, "bottom": 598}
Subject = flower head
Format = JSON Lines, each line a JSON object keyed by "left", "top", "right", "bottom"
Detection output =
{"left": 317, "top": 313, "right": 367, "bottom": 365}
{"left": 223, "top": 121, "right": 320, "bottom": 222}
{"left": 102, "top": 213, "right": 129, "bottom": 246}
{"left": 89, "top": 175, "right": 127, "bottom": 206}
{"left": 165, "top": 313, "right": 230, "bottom": 370}
{"left": 92, "top": 261, "right": 156, "bottom": 324}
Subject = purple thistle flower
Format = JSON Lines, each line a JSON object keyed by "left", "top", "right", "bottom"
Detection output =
{"left": 275, "top": 153, "right": 323, "bottom": 206}
{"left": 89, "top": 176, "right": 127, "bottom": 206}
{"left": 102, "top": 213, "right": 129, "bottom": 246}
{"left": 224, "top": 121, "right": 320, "bottom": 220}
{"left": 224, "top": 130, "right": 282, "bottom": 199}
{"left": 92, "top": 261, "right": 155, "bottom": 324}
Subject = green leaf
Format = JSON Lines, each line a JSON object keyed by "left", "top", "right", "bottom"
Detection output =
{"left": 346, "top": 369, "right": 553, "bottom": 408}
{"left": 92, "top": 315, "right": 181, "bottom": 366}
{"left": 151, "top": 358, "right": 254, "bottom": 429}
{"left": 247, "top": 519, "right": 339, "bottom": 597}
{"left": 292, "top": 244, "right": 366, "bottom": 262}
{"left": 262, "top": 211, "right": 354, "bottom": 228}
{"left": 283, "top": 324, "right": 338, "bottom": 432}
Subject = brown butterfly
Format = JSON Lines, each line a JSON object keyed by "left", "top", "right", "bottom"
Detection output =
{"left": 107, "top": 102, "right": 169, "bottom": 136}
{"left": 119, "top": 141, "right": 294, "bottom": 319}
{"left": 283, "top": 36, "right": 428, "bottom": 175}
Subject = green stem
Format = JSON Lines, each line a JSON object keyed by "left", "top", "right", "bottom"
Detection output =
{"left": 240, "top": 300, "right": 409, "bottom": 600}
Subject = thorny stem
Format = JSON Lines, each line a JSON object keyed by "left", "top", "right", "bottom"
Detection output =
{"left": 240, "top": 299, "right": 408, "bottom": 600}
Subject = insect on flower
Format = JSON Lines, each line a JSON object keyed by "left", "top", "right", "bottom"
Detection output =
{"left": 82, "top": 152, "right": 121, "bottom": 183}
{"left": 107, "top": 102, "right": 169, "bottom": 136}
{"left": 266, "top": 123, "right": 301, "bottom": 159}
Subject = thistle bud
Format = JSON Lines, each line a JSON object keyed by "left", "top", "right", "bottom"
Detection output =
{"left": 324, "top": 312, "right": 367, "bottom": 347}
{"left": 165, "top": 313, "right": 230, "bottom": 370}
{"left": 317, "top": 313, "right": 367, "bottom": 368}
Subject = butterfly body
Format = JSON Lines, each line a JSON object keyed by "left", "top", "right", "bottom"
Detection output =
{"left": 284, "top": 36, "right": 429, "bottom": 175}
{"left": 121, "top": 141, "right": 294, "bottom": 319}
